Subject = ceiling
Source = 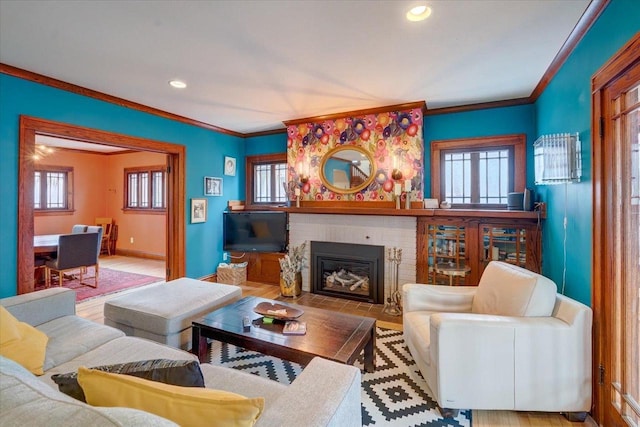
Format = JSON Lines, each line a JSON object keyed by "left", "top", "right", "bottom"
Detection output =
{"left": 0, "top": 1, "right": 591, "bottom": 135}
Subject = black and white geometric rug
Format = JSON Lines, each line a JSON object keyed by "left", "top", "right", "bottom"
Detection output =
{"left": 210, "top": 328, "right": 471, "bottom": 427}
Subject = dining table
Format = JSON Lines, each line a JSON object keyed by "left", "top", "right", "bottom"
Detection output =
{"left": 34, "top": 234, "right": 60, "bottom": 255}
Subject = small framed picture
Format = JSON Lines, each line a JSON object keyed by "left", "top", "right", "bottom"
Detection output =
{"left": 191, "top": 198, "right": 207, "bottom": 223}
{"left": 224, "top": 156, "right": 236, "bottom": 176}
{"left": 204, "top": 176, "right": 223, "bottom": 196}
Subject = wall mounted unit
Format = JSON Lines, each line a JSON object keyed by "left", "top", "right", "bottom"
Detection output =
{"left": 534, "top": 132, "right": 582, "bottom": 185}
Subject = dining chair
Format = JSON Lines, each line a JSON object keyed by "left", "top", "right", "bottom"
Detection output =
{"left": 95, "top": 217, "right": 113, "bottom": 256}
{"left": 71, "top": 224, "right": 88, "bottom": 233}
{"left": 45, "top": 233, "right": 100, "bottom": 288}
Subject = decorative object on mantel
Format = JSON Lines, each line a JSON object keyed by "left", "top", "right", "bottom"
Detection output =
{"left": 394, "top": 183, "right": 402, "bottom": 209}
{"left": 533, "top": 132, "right": 582, "bottom": 295}
{"left": 404, "top": 179, "right": 412, "bottom": 209}
{"left": 384, "top": 247, "right": 402, "bottom": 316}
{"left": 279, "top": 241, "right": 307, "bottom": 297}
{"left": 423, "top": 198, "right": 439, "bottom": 209}
{"left": 294, "top": 187, "right": 301, "bottom": 208}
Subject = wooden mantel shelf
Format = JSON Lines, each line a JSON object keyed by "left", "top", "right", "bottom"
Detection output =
{"left": 278, "top": 207, "right": 545, "bottom": 220}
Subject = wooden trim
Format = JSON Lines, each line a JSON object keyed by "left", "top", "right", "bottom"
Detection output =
{"left": 424, "top": 98, "right": 530, "bottom": 116}
{"left": 283, "top": 101, "right": 427, "bottom": 126}
{"left": 591, "top": 34, "right": 640, "bottom": 425}
{"left": 1, "top": 63, "right": 243, "bottom": 138}
{"left": 283, "top": 205, "right": 543, "bottom": 219}
{"left": 18, "top": 116, "right": 185, "bottom": 295}
{"left": 244, "top": 128, "right": 287, "bottom": 137}
{"left": 431, "top": 134, "right": 526, "bottom": 202}
{"left": 592, "top": 32, "right": 640, "bottom": 92}
{"left": 114, "top": 248, "right": 166, "bottom": 261}
{"left": 2, "top": 1, "right": 609, "bottom": 136}
{"left": 531, "top": 0, "right": 610, "bottom": 101}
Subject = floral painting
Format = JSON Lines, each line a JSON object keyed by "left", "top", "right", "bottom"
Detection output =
{"left": 286, "top": 108, "right": 424, "bottom": 202}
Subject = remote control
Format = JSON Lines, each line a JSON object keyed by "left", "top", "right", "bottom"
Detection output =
{"left": 242, "top": 316, "right": 251, "bottom": 332}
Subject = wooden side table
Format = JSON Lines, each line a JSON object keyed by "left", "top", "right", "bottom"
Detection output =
{"left": 435, "top": 263, "right": 471, "bottom": 286}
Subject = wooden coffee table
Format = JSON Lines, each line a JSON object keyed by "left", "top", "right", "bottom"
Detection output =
{"left": 191, "top": 296, "right": 376, "bottom": 372}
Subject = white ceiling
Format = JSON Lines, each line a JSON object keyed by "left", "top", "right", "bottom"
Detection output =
{"left": 35, "top": 135, "right": 127, "bottom": 153}
{"left": 0, "top": 0, "right": 590, "bottom": 135}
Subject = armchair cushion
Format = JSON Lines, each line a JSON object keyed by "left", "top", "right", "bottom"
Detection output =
{"left": 471, "top": 261, "right": 556, "bottom": 317}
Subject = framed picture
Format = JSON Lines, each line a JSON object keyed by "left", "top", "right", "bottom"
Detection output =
{"left": 224, "top": 156, "right": 236, "bottom": 176}
{"left": 204, "top": 176, "right": 223, "bottom": 196}
{"left": 191, "top": 198, "right": 207, "bottom": 223}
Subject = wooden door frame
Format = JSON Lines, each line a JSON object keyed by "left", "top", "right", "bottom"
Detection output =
{"left": 18, "top": 116, "right": 186, "bottom": 294}
{"left": 591, "top": 33, "right": 640, "bottom": 424}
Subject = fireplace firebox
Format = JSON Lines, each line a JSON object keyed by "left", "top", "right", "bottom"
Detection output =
{"left": 310, "top": 241, "right": 384, "bottom": 304}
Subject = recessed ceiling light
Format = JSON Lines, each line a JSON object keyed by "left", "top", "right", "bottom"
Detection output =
{"left": 169, "top": 80, "right": 187, "bottom": 89}
{"left": 406, "top": 4, "right": 431, "bottom": 22}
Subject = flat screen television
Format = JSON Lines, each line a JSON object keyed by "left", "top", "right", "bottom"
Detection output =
{"left": 223, "top": 211, "right": 287, "bottom": 252}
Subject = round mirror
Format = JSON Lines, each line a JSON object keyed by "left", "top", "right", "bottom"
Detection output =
{"left": 320, "top": 146, "right": 375, "bottom": 194}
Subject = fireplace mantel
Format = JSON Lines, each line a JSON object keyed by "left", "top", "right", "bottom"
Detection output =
{"left": 279, "top": 206, "right": 544, "bottom": 220}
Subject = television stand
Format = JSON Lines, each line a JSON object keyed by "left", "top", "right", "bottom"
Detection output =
{"left": 229, "top": 251, "right": 285, "bottom": 285}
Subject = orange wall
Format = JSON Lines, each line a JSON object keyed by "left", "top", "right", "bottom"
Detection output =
{"left": 34, "top": 149, "right": 166, "bottom": 258}
{"left": 105, "top": 151, "right": 166, "bottom": 258}
{"left": 34, "top": 150, "right": 107, "bottom": 234}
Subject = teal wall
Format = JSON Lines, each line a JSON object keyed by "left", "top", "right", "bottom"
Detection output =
{"left": 535, "top": 0, "right": 639, "bottom": 305}
{"left": 1, "top": 0, "right": 636, "bottom": 303}
{"left": 423, "top": 104, "right": 537, "bottom": 197}
{"left": 245, "top": 133, "right": 286, "bottom": 156}
{"left": 0, "top": 74, "right": 244, "bottom": 297}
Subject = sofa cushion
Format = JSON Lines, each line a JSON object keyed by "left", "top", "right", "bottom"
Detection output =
{"left": 52, "top": 358, "right": 204, "bottom": 402}
{"left": 0, "top": 306, "right": 48, "bottom": 375}
{"left": 472, "top": 261, "right": 557, "bottom": 317}
{"left": 78, "top": 366, "right": 265, "bottom": 427}
{"left": 41, "top": 336, "right": 198, "bottom": 390}
{"left": 0, "top": 356, "right": 178, "bottom": 427}
{"left": 37, "top": 315, "right": 124, "bottom": 371}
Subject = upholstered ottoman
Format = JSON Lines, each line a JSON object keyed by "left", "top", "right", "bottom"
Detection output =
{"left": 104, "top": 277, "right": 241, "bottom": 350}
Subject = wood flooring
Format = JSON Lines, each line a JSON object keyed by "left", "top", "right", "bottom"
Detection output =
{"left": 77, "top": 255, "right": 595, "bottom": 427}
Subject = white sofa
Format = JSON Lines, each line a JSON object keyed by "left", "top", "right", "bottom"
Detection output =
{"left": 1, "top": 287, "right": 362, "bottom": 426}
{"left": 402, "top": 261, "right": 592, "bottom": 419}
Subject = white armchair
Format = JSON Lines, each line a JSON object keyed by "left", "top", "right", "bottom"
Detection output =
{"left": 402, "top": 261, "right": 592, "bottom": 420}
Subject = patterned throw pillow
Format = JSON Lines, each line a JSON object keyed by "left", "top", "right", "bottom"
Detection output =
{"left": 51, "top": 359, "right": 204, "bottom": 402}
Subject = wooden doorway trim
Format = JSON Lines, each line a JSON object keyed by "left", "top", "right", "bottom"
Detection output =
{"left": 18, "top": 116, "right": 186, "bottom": 295}
{"left": 591, "top": 33, "right": 640, "bottom": 424}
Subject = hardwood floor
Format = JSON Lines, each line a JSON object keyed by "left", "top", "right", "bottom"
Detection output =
{"left": 76, "top": 256, "right": 594, "bottom": 427}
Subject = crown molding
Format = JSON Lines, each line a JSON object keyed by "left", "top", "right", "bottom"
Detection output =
{"left": 530, "top": 0, "right": 609, "bottom": 101}
{"left": 283, "top": 101, "right": 427, "bottom": 126}
{"left": 1, "top": 0, "right": 609, "bottom": 137}
{"left": 0, "top": 63, "right": 244, "bottom": 138}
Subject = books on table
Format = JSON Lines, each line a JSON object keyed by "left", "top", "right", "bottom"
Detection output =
{"left": 283, "top": 321, "right": 307, "bottom": 335}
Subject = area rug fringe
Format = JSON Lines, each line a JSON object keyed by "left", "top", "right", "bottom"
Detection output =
{"left": 210, "top": 327, "right": 471, "bottom": 427}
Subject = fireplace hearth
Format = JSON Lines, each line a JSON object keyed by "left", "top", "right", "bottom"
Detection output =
{"left": 310, "top": 241, "right": 384, "bottom": 304}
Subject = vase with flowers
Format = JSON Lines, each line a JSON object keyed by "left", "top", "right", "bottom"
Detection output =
{"left": 278, "top": 241, "right": 307, "bottom": 297}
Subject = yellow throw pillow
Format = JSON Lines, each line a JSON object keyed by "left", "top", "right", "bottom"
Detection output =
{"left": 78, "top": 367, "right": 264, "bottom": 427}
{"left": 0, "top": 306, "right": 49, "bottom": 375}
